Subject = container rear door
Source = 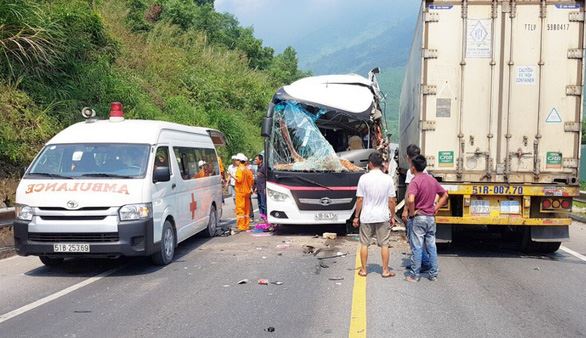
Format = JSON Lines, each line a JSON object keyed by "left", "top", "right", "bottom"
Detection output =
{"left": 424, "top": 3, "right": 501, "bottom": 177}
{"left": 500, "top": 2, "right": 583, "bottom": 180}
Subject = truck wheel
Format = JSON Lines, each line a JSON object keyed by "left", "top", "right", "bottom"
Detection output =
{"left": 536, "top": 241, "right": 561, "bottom": 254}
{"left": 204, "top": 205, "right": 218, "bottom": 237}
{"left": 39, "top": 256, "right": 64, "bottom": 266}
{"left": 151, "top": 220, "right": 176, "bottom": 265}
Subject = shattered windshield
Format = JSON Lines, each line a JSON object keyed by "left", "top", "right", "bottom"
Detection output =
{"left": 268, "top": 101, "right": 363, "bottom": 172}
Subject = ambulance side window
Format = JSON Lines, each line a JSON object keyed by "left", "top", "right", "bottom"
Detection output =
{"left": 154, "top": 147, "right": 170, "bottom": 173}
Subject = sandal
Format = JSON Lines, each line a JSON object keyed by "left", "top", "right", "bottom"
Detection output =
{"left": 382, "top": 271, "right": 396, "bottom": 278}
{"left": 358, "top": 269, "right": 367, "bottom": 277}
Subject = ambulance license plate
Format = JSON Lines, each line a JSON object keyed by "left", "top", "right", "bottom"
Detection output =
{"left": 315, "top": 212, "right": 337, "bottom": 221}
{"left": 53, "top": 243, "right": 90, "bottom": 253}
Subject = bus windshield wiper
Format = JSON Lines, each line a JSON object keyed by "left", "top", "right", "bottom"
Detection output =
{"left": 276, "top": 174, "right": 332, "bottom": 191}
{"left": 27, "top": 172, "right": 72, "bottom": 179}
{"left": 81, "top": 173, "right": 135, "bottom": 179}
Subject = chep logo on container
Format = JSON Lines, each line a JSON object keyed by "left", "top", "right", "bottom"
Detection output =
{"left": 546, "top": 152, "right": 562, "bottom": 169}
{"left": 438, "top": 151, "right": 454, "bottom": 167}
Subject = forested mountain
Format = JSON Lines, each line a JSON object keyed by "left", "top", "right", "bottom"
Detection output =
{"left": 0, "top": 0, "right": 307, "bottom": 176}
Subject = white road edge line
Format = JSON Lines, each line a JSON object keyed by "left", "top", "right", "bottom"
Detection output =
{"left": 0, "top": 266, "right": 121, "bottom": 325}
{"left": 560, "top": 246, "right": 586, "bottom": 262}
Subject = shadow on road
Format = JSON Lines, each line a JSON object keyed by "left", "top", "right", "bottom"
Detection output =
{"left": 23, "top": 229, "right": 216, "bottom": 278}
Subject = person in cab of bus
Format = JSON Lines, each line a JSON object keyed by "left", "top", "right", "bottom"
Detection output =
{"left": 353, "top": 152, "right": 397, "bottom": 278}
{"left": 405, "top": 154, "right": 448, "bottom": 282}
{"left": 234, "top": 153, "right": 254, "bottom": 232}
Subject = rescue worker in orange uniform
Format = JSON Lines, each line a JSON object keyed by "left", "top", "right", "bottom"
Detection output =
{"left": 234, "top": 153, "right": 254, "bottom": 231}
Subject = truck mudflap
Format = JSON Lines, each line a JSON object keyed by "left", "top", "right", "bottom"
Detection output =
{"left": 530, "top": 226, "right": 569, "bottom": 242}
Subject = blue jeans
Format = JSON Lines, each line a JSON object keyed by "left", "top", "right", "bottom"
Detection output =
{"left": 257, "top": 190, "right": 267, "bottom": 216}
{"left": 407, "top": 218, "right": 430, "bottom": 269}
{"left": 409, "top": 216, "right": 438, "bottom": 278}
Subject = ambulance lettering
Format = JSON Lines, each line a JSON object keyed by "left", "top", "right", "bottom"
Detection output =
{"left": 24, "top": 182, "right": 130, "bottom": 195}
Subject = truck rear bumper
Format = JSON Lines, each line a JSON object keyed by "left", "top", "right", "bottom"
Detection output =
{"left": 435, "top": 216, "right": 572, "bottom": 226}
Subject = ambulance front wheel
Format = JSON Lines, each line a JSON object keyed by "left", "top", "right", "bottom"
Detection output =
{"left": 151, "top": 220, "right": 176, "bottom": 265}
{"left": 39, "top": 256, "right": 64, "bottom": 266}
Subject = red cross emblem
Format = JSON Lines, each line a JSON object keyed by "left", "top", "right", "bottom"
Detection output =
{"left": 190, "top": 193, "right": 197, "bottom": 219}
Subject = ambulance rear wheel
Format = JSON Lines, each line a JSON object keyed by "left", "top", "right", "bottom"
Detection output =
{"left": 204, "top": 205, "right": 218, "bottom": 237}
{"left": 151, "top": 220, "right": 176, "bottom": 265}
{"left": 39, "top": 256, "right": 64, "bottom": 266}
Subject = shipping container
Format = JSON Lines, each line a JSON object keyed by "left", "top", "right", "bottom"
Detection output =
{"left": 400, "top": 0, "right": 585, "bottom": 252}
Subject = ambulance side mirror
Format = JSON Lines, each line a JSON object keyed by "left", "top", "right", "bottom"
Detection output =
{"left": 153, "top": 166, "right": 171, "bottom": 183}
{"left": 261, "top": 117, "right": 272, "bottom": 137}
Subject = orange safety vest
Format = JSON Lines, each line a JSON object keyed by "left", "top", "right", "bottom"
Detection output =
{"left": 235, "top": 164, "right": 254, "bottom": 195}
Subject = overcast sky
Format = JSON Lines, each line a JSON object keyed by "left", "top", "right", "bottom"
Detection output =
{"left": 215, "top": 0, "right": 416, "bottom": 52}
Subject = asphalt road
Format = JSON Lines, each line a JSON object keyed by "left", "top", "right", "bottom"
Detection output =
{"left": 0, "top": 199, "right": 585, "bottom": 337}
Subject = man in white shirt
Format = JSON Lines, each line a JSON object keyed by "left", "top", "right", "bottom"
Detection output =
{"left": 227, "top": 156, "right": 238, "bottom": 202}
{"left": 353, "top": 152, "right": 397, "bottom": 278}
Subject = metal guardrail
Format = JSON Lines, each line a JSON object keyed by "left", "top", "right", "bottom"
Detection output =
{"left": 0, "top": 207, "right": 15, "bottom": 229}
{"left": 575, "top": 191, "right": 586, "bottom": 204}
{"left": 0, "top": 207, "right": 15, "bottom": 259}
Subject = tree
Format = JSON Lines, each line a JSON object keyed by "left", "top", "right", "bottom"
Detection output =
{"left": 270, "top": 46, "right": 310, "bottom": 85}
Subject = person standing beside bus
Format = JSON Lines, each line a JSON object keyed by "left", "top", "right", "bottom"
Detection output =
{"left": 235, "top": 153, "right": 254, "bottom": 232}
{"left": 402, "top": 144, "right": 430, "bottom": 271}
{"left": 405, "top": 155, "right": 448, "bottom": 282}
{"left": 353, "top": 152, "right": 397, "bottom": 278}
{"left": 254, "top": 154, "right": 267, "bottom": 218}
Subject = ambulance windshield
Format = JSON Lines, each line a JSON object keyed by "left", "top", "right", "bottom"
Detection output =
{"left": 27, "top": 144, "right": 150, "bottom": 178}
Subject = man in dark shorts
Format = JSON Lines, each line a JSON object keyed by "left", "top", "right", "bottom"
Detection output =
{"left": 353, "top": 152, "right": 397, "bottom": 278}
{"left": 406, "top": 154, "right": 449, "bottom": 282}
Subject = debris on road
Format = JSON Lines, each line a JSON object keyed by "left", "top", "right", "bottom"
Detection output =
{"left": 237, "top": 279, "right": 249, "bottom": 285}
{"left": 328, "top": 277, "right": 344, "bottom": 281}
{"left": 276, "top": 243, "right": 290, "bottom": 249}
{"left": 265, "top": 327, "right": 275, "bottom": 333}
{"left": 319, "top": 261, "right": 329, "bottom": 269}
{"left": 317, "top": 252, "right": 348, "bottom": 260}
{"left": 270, "top": 281, "right": 284, "bottom": 285}
{"left": 323, "top": 232, "right": 337, "bottom": 240}
{"left": 534, "top": 267, "right": 541, "bottom": 271}
{"left": 302, "top": 245, "right": 315, "bottom": 254}
{"left": 258, "top": 279, "right": 269, "bottom": 285}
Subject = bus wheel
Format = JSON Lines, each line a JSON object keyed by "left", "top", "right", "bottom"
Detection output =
{"left": 204, "top": 205, "right": 218, "bottom": 237}
{"left": 151, "top": 220, "right": 176, "bottom": 265}
{"left": 39, "top": 256, "right": 64, "bottom": 266}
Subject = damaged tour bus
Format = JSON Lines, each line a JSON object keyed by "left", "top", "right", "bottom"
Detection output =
{"left": 261, "top": 69, "right": 389, "bottom": 232}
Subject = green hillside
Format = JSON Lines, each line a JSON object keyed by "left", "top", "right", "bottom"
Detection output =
{"left": 0, "top": 0, "right": 307, "bottom": 176}
{"left": 377, "top": 67, "right": 403, "bottom": 143}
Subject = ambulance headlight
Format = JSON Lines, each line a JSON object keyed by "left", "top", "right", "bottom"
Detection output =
{"left": 267, "top": 189, "right": 289, "bottom": 202}
{"left": 119, "top": 203, "right": 152, "bottom": 221}
{"left": 15, "top": 204, "right": 33, "bottom": 221}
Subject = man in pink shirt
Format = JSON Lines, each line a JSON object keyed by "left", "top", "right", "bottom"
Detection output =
{"left": 406, "top": 154, "right": 449, "bottom": 282}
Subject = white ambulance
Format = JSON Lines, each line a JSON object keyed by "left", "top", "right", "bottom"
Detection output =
{"left": 13, "top": 103, "right": 224, "bottom": 266}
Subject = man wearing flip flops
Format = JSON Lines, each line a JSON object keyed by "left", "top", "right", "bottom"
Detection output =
{"left": 352, "top": 152, "right": 397, "bottom": 278}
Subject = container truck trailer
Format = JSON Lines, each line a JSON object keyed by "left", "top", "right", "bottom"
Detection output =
{"left": 399, "top": 0, "right": 584, "bottom": 252}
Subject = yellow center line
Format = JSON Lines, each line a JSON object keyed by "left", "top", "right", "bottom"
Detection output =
{"left": 349, "top": 246, "right": 366, "bottom": 337}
